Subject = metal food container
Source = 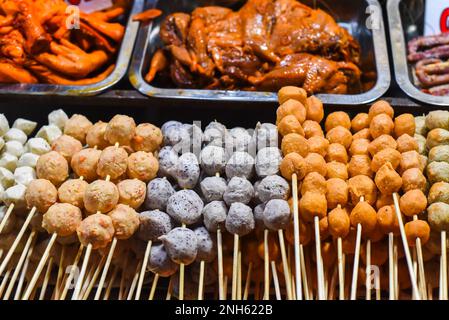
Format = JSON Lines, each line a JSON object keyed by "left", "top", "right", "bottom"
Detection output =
{"left": 129, "top": 0, "right": 390, "bottom": 104}
{"left": 388, "top": 0, "right": 449, "bottom": 106}
{"left": 0, "top": 0, "right": 144, "bottom": 97}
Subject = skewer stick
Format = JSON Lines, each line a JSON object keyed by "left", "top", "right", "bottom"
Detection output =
{"left": 231, "top": 233, "right": 239, "bottom": 300}
{"left": 148, "top": 273, "right": 159, "bottom": 300}
{"left": 80, "top": 262, "right": 95, "bottom": 299}
{"left": 38, "top": 257, "right": 54, "bottom": 300}
{"left": 82, "top": 255, "right": 106, "bottom": 299}
{"left": 53, "top": 245, "right": 66, "bottom": 300}
{"left": 0, "top": 204, "right": 14, "bottom": 234}
{"left": 94, "top": 237, "right": 118, "bottom": 300}
{"left": 0, "top": 249, "right": 3, "bottom": 260}
{"left": 136, "top": 240, "right": 152, "bottom": 300}
{"left": 278, "top": 229, "right": 293, "bottom": 300}
{"left": 126, "top": 261, "right": 141, "bottom": 300}
{"left": 103, "top": 266, "right": 118, "bottom": 300}
{"left": 392, "top": 192, "right": 421, "bottom": 299}
{"left": 198, "top": 260, "right": 205, "bottom": 300}
{"left": 179, "top": 223, "right": 187, "bottom": 300}
{"left": 442, "top": 231, "right": 448, "bottom": 300}
{"left": 394, "top": 241, "right": 399, "bottom": 299}
{"left": 71, "top": 243, "right": 92, "bottom": 300}
{"left": 263, "top": 229, "right": 270, "bottom": 300}
{"left": 291, "top": 174, "right": 302, "bottom": 300}
{"left": 388, "top": 233, "right": 395, "bottom": 300}
{"left": 0, "top": 207, "right": 36, "bottom": 276}
{"left": 413, "top": 215, "right": 427, "bottom": 300}
{"left": 365, "top": 239, "right": 371, "bottom": 300}
{"left": 243, "top": 262, "right": 252, "bottom": 300}
{"left": 3, "top": 231, "right": 36, "bottom": 300}
{"left": 350, "top": 196, "right": 366, "bottom": 300}
{"left": 217, "top": 228, "right": 224, "bottom": 300}
{"left": 328, "top": 264, "right": 338, "bottom": 300}
{"left": 59, "top": 245, "right": 84, "bottom": 300}
{"left": 314, "top": 215, "right": 325, "bottom": 300}
{"left": 15, "top": 249, "right": 32, "bottom": 300}
{"left": 0, "top": 265, "right": 13, "bottom": 298}
{"left": 299, "top": 244, "right": 310, "bottom": 300}
{"left": 271, "top": 261, "right": 281, "bottom": 300}
{"left": 223, "top": 275, "right": 228, "bottom": 299}
{"left": 166, "top": 275, "right": 174, "bottom": 300}
{"left": 22, "top": 232, "right": 57, "bottom": 300}
{"left": 238, "top": 251, "right": 242, "bottom": 300}
{"left": 350, "top": 223, "right": 362, "bottom": 300}
{"left": 337, "top": 237, "right": 344, "bottom": 300}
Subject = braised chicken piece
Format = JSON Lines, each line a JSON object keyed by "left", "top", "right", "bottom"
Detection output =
{"left": 147, "top": 0, "right": 363, "bottom": 94}
{"left": 0, "top": 0, "right": 130, "bottom": 85}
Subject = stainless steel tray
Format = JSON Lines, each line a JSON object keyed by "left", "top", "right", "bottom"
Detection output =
{"left": 0, "top": 0, "right": 144, "bottom": 97}
{"left": 388, "top": 0, "right": 449, "bottom": 106}
{"left": 129, "top": 0, "right": 390, "bottom": 104}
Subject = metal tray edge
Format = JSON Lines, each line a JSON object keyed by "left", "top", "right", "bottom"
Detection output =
{"left": 0, "top": 0, "right": 144, "bottom": 97}
{"left": 387, "top": 0, "right": 449, "bottom": 107}
{"left": 129, "top": 0, "right": 390, "bottom": 105}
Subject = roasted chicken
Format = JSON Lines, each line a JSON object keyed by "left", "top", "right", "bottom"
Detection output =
{"left": 146, "top": 0, "right": 363, "bottom": 94}
{"left": 0, "top": 0, "right": 130, "bottom": 85}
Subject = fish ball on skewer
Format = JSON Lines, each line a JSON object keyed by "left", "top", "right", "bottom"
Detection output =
{"left": 43, "top": 203, "right": 82, "bottom": 237}
{"left": 370, "top": 114, "right": 394, "bottom": 139}
{"left": 305, "top": 96, "right": 324, "bottom": 123}
{"left": 425, "top": 110, "right": 449, "bottom": 131}
{"left": 83, "top": 180, "right": 119, "bottom": 214}
{"left": 202, "top": 201, "right": 227, "bottom": 232}
{"left": 255, "top": 175, "right": 289, "bottom": 203}
{"left": 71, "top": 148, "right": 101, "bottom": 182}
{"left": 299, "top": 192, "right": 327, "bottom": 223}
{"left": 224, "top": 176, "right": 254, "bottom": 205}
{"left": 394, "top": 114, "right": 415, "bottom": 138}
{"left": 326, "top": 161, "right": 348, "bottom": 180}
{"left": 128, "top": 151, "right": 159, "bottom": 183}
{"left": 4, "top": 141, "right": 24, "bottom": 157}
{"left": 397, "top": 134, "right": 418, "bottom": 153}
{"left": 280, "top": 153, "right": 307, "bottom": 181}
{"left": 104, "top": 115, "right": 136, "bottom": 146}
{"left": 349, "top": 138, "right": 370, "bottom": 156}
{"left": 200, "top": 146, "right": 226, "bottom": 176}
{"left": 368, "top": 135, "right": 397, "bottom": 157}
{"left": 276, "top": 98, "right": 307, "bottom": 124}
{"left": 117, "top": 179, "right": 146, "bottom": 209}
{"left": 86, "top": 121, "right": 109, "bottom": 150}
{"left": 148, "top": 243, "right": 179, "bottom": 277}
{"left": 158, "top": 146, "right": 178, "bottom": 178}
{"left": 14, "top": 166, "right": 35, "bottom": 186}
{"left": 428, "top": 202, "right": 449, "bottom": 232}
{"left": 64, "top": 114, "right": 93, "bottom": 145}
{"left": 160, "top": 227, "right": 198, "bottom": 265}
{"left": 326, "top": 126, "right": 352, "bottom": 149}
{"left": 303, "top": 120, "right": 324, "bottom": 138}
{"left": 326, "top": 178, "right": 349, "bottom": 209}
{"left": 426, "top": 128, "right": 449, "bottom": 150}
{"left": 368, "top": 100, "right": 394, "bottom": 121}
{"left": 132, "top": 123, "right": 163, "bottom": 153}
{"left": 351, "top": 113, "right": 369, "bottom": 132}
{"left": 36, "top": 151, "right": 68, "bottom": 186}
{"left": 371, "top": 148, "right": 401, "bottom": 172}
{"left": 200, "top": 176, "right": 227, "bottom": 203}
{"left": 428, "top": 182, "right": 449, "bottom": 204}
{"left": 5, "top": 128, "right": 27, "bottom": 144}
{"left": 108, "top": 204, "right": 139, "bottom": 240}
{"left": 426, "top": 161, "right": 449, "bottom": 184}
{"left": 77, "top": 213, "right": 114, "bottom": 250}
{"left": 328, "top": 206, "right": 350, "bottom": 238}
{"left": 401, "top": 168, "right": 427, "bottom": 192}
{"left": 17, "top": 153, "right": 39, "bottom": 168}
{"left": 255, "top": 147, "right": 282, "bottom": 177}
{"left": 225, "top": 151, "right": 254, "bottom": 180}
{"left": 325, "top": 143, "right": 348, "bottom": 163}
{"left": 0, "top": 153, "right": 18, "bottom": 171}
{"left": 48, "top": 109, "right": 68, "bottom": 131}
{"left": 138, "top": 210, "right": 174, "bottom": 242}
{"left": 281, "top": 133, "right": 309, "bottom": 157}
{"left": 97, "top": 146, "right": 128, "bottom": 180}
{"left": 325, "top": 111, "right": 351, "bottom": 132}
{"left": 51, "top": 135, "right": 82, "bottom": 162}
{"left": 374, "top": 163, "right": 402, "bottom": 195}
{"left": 263, "top": 199, "right": 291, "bottom": 230}
{"left": 58, "top": 179, "right": 88, "bottom": 209}
{"left": 13, "top": 119, "right": 36, "bottom": 136}
{"left": 194, "top": 226, "right": 216, "bottom": 263}
{"left": 25, "top": 179, "right": 58, "bottom": 213}
{"left": 348, "top": 175, "right": 377, "bottom": 206}
{"left": 167, "top": 190, "right": 204, "bottom": 225}
{"left": 405, "top": 220, "right": 430, "bottom": 246}
{"left": 225, "top": 203, "right": 254, "bottom": 236}
{"left": 399, "top": 189, "right": 427, "bottom": 217}
{"left": 301, "top": 172, "right": 326, "bottom": 195}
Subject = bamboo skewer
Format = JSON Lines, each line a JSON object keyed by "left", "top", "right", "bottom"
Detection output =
{"left": 299, "top": 244, "right": 309, "bottom": 300}
{"left": 38, "top": 257, "right": 54, "bottom": 300}
{"left": 388, "top": 233, "right": 395, "bottom": 300}
{"left": 365, "top": 239, "right": 371, "bottom": 300}
{"left": 0, "top": 207, "right": 36, "bottom": 277}
{"left": 94, "top": 237, "right": 118, "bottom": 300}
{"left": 198, "top": 260, "right": 205, "bottom": 300}
{"left": 337, "top": 237, "right": 344, "bottom": 300}
{"left": 278, "top": 229, "right": 293, "bottom": 299}
{"left": 0, "top": 265, "right": 13, "bottom": 298}
{"left": 217, "top": 228, "right": 224, "bottom": 300}
{"left": 3, "top": 231, "right": 36, "bottom": 300}
{"left": 82, "top": 255, "right": 106, "bottom": 299}
{"left": 231, "top": 233, "right": 239, "bottom": 300}
{"left": 103, "top": 266, "right": 118, "bottom": 300}
{"left": 392, "top": 193, "right": 421, "bottom": 299}
{"left": 314, "top": 215, "right": 325, "bottom": 300}
{"left": 126, "top": 261, "right": 142, "bottom": 300}
{"left": 179, "top": 223, "right": 187, "bottom": 300}
{"left": 0, "top": 204, "right": 14, "bottom": 234}
{"left": 271, "top": 261, "right": 281, "bottom": 300}
{"left": 243, "top": 262, "right": 252, "bottom": 300}
{"left": 136, "top": 240, "right": 152, "bottom": 300}
{"left": 59, "top": 245, "right": 84, "bottom": 300}
{"left": 263, "top": 229, "right": 270, "bottom": 300}
{"left": 350, "top": 223, "right": 362, "bottom": 300}
{"left": 54, "top": 245, "right": 66, "bottom": 300}
{"left": 148, "top": 273, "right": 159, "bottom": 300}
{"left": 22, "top": 232, "right": 57, "bottom": 300}
{"left": 15, "top": 250, "right": 32, "bottom": 300}
{"left": 291, "top": 174, "right": 303, "bottom": 300}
